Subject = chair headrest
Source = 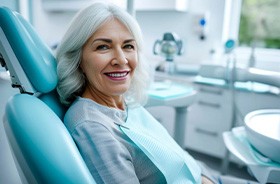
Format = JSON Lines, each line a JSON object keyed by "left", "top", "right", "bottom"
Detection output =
{"left": 0, "top": 6, "right": 57, "bottom": 94}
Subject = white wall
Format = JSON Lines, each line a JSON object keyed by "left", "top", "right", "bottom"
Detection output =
{"left": 32, "top": 0, "right": 76, "bottom": 48}
{"left": 136, "top": 0, "right": 226, "bottom": 65}
{"left": 31, "top": 0, "right": 226, "bottom": 65}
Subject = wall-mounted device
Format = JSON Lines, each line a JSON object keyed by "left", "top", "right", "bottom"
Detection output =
{"left": 153, "top": 32, "right": 183, "bottom": 61}
{"left": 153, "top": 32, "right": 183, "bottom": 74}
{"left": 224, "top": 39, "right": 236, "bottom": 54}
{"left": 193, "top": 12, "right": 210, "bottom": 40}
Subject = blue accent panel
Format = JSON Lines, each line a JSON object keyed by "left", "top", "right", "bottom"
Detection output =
{"left": 5, "top": 94, "right": 96, "bottom": 183}
{"left": 0, "top": 7, "right": 57, "bottom": 93}
{"left": 199, "top": 18, "right": 206, "bottom": 26}
{"left": 225, "top": 39, "right": 235, "bottom": 49}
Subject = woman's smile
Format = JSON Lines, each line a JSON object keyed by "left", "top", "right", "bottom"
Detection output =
{"left": 104, "top": 70, "right": 130, "bottom": 81}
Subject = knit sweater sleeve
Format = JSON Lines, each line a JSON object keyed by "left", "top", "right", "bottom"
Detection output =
{"left": 71, "top": 121, "right": 140, "bottom": 184}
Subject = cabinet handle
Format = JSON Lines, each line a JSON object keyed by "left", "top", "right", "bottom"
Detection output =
{"left": 199, "top": 88, "right": 223, "bottom": 95}
{"left": 195, "top": 128, "right": 218, "bottom": 137}
{"left": 198, "top": 100, "right": 221, "bottom": 109}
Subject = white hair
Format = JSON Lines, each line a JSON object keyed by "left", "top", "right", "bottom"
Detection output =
{"left": 56, "top": 2, "right": 150, "bottom": 106}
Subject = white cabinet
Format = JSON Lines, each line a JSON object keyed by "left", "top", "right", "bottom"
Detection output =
{"left": 185, "top": 84, "right": 233, "bottom": 158}
{"left": 184, "top": 81, "right": 280, "bottom": 161}
{"left": 42, "top": 0, "right": 188, "bottom": 12}
{"left": 135, "top": 0, "right": 188, "bottom": 12}
{"left": 42, "top": 0, "right": 127, "bottom": 12}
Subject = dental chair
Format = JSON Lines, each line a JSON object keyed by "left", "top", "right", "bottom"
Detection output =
{"left": 0, "top": 7, "right": 96, "bottom": 184}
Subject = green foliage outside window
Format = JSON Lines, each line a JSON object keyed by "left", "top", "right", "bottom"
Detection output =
{"left": 238, "top": 0, "right": 280, "bottom": 49}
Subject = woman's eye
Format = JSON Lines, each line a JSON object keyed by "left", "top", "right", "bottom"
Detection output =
{"left": 96, "top": 45, "right": 109, "bottom": 50}
{"left": 123, "top": 44, "right": 135, "bottom": 50}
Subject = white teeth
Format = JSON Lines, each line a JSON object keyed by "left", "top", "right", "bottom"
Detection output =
{"left": 107, "top": 72, "right": 127, "bottom": 77}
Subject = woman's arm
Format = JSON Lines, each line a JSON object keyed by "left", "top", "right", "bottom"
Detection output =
{"left": 71, "top": 121, "right": 140, "bottom": 184}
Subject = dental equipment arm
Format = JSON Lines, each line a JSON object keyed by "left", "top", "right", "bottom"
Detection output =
{"left": 240, "top": 68, "right": 280, "bottom": 88}
{"left": 199, "top": 65, "right": 280, "bottom": 88}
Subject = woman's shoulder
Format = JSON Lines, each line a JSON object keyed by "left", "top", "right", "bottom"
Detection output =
{"left": 63, "top": 97, "right": 109, "bottom": 131}
{"left": 64, "top": 97, "right": 94, "bottom": 119}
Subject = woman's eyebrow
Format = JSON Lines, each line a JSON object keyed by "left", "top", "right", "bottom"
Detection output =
{"left": 91, "top": 38, "right": 112, "bottom": 44}
{"left": 91, "top": 38, "right": 135, "bottom": 45}
{"left": 124, "top": 39, "right": 135, "bottom": 44}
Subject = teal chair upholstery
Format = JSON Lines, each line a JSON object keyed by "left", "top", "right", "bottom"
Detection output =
{"left": 0, "top": 7, "right": 96, "bottom": 184}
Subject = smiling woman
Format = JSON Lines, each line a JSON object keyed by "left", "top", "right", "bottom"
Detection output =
{"left": 55, "top": 2, "right": 217, "bottom": 184}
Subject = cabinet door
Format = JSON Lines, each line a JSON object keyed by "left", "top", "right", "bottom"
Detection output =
{"left": 135, "top": 0, "right": 188, "bottom": 12}
{"left": 42, "top": 0, "right": 127, "bottom": 12}
{"left": 185, "top": 84, "right": 233, "bottom": 158}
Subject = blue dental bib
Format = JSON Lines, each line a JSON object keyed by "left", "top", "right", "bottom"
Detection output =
{"left": 120, "top": 106, "right": 201, "bottom": 184}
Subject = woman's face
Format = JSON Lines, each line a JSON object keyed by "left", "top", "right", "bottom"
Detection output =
{"left": 80, "top": 18, "right": 138, "bottom": 98}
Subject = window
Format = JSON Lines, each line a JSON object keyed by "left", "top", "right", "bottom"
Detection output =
{"left": 238, "top": 0, "right": 280, "bottom": 49}
{"left": 222, "top": 0, "right": 280, "bottom": 71}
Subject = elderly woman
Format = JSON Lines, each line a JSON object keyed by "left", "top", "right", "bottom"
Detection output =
{"left": 56, "top": 2, "right": 216, "bottom": 184}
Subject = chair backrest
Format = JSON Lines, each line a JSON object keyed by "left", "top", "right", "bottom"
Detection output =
{"left": 0, "top": 6, "right": 96, "bottom": 184}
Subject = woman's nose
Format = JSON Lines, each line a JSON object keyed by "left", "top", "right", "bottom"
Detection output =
{"left": 112, "top": 48, "right": 128, "bottom": 65}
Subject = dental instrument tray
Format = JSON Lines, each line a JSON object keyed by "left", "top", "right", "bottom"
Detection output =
{"left": 146, "top": 81, "right": 197, "bottom": 107}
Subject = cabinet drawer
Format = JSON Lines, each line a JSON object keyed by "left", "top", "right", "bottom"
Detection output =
{"left": 197, "top": 100, "right": 221, "bottom": 109}
{"left": 185, "top": 123, "right": 226, "bottom": 158}
{"left": 196, "top": 85, "right": 230, "bottom": 105}
{"left": 199, "top": 86, "right": 223, "bottom": 95}
{"left": 187, "top": 102, "right": 233, "bottom": 131}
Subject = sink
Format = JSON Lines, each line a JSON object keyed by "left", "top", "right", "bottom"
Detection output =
{"left": 245, "top": 109, "right": 280, "bottom": 164}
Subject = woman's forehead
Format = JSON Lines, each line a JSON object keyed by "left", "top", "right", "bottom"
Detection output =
{"left": 95, "top": 18, "right": 132, "bottom": 36}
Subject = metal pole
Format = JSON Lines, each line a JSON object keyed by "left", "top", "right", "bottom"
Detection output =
{"left": 174, "top": 107, "right": 188, "bottom": 147}
{"left": 126, "top": 0, "right": 135, "bottom": 17}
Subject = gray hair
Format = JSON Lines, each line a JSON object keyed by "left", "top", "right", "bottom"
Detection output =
{"left": 56, "top": 2, "right": 150, "bottom": 106}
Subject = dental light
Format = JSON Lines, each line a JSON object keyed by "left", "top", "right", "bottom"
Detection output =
{"left": 153, "top": 32, "right": 183, "bottom": 74}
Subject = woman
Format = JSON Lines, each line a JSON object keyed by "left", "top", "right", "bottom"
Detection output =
{"left": 56, "top": 2, "right": 214, "bottom": 184}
